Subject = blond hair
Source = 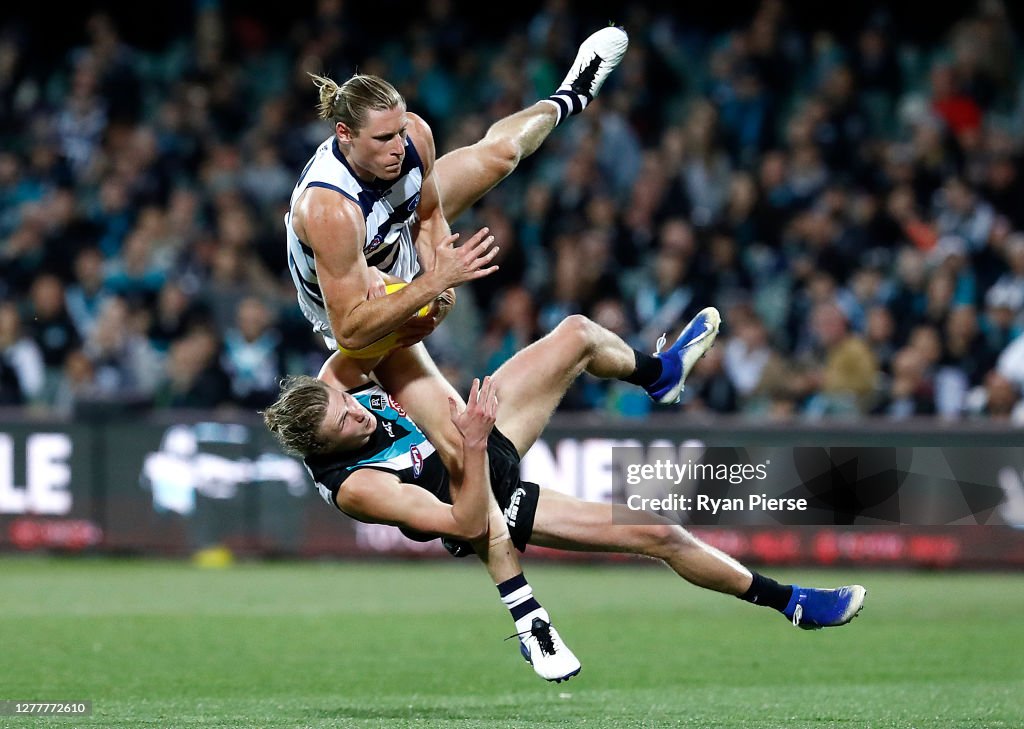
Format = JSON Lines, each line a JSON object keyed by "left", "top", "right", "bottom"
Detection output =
{"left": 262, "top": 375, "right": 330, "bottom": 456}
{"left": 309, "top": 72, "right": 405, "bottom": 132}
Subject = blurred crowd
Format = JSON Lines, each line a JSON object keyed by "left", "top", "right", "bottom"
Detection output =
{"left": 2, "top": 0, "right": 1024, "bottom": 423}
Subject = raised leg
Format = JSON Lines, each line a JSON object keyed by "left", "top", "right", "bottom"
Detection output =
{"left": 434, "top": 103, "right": 557, "bottom": 222}
{"left": 490, "top": 315, "right": 636, "bottom": 456}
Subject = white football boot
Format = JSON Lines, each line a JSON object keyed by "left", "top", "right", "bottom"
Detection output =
{"left": 557, "top": 26, "right": 629, "bottom": 101}
{"left": 517, "top": 617, "right": 581, "bottom": 683}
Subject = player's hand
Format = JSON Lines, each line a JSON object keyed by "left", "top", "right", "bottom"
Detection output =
{"left": 430, "top": 288, "right": 456, "bottom": 325}
{"left": 393, "top": 291, "right": 456, "bottom": 348}
{"left": 394, "top": 312, "right": 438, "bottom": 348}
{"left": 431, "top": 227, "right": 499, "bottom": 289}
{"left": 448, "top": 376, "right": 498, "bottom": 450}
{"left": 366, "top": 266, "right": 388, "bottom": 300}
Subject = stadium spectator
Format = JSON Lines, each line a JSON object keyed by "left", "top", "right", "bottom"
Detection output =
{"left": 864, "top": 305, "right": 898, "bottom": 375}
{"left": 0, "top": 301, "right": 45, "bottom": 406}
{"left": 147, "top": 280, "right": 207, "bottom": 354}
{"left": 51, "top": 348, "right": 102, "bottom": 416}
{"left": 722, "top": 307, "right": 773, "bottom": 405}
{"left": 801, "top": 302, "right": 880, "bottom": 417}
{"left": 153, "top": 325, "right": 232, "bottom": 409}
{"left": 221, "top": 296, "right": 286, "bottom": 409}
{"left": 964, "top": 370, "right": 1024, "bottom": 422}
{"left": 996, "top": 330, "right": 1024, "bottom": 390}
{"left": 83, "top": 296, "right": 161, "bottom": 402}
{"left": 65, "top": 247, "right": 113, "bottom": 340}
{"left": 26, "top": 274, "right": 81, "bottom": 381}
{"left": 873, "top": 346, "right": 938, "bottom": 419}
{"left": 981, "top": 283, "right": 1024, "bottom": 352}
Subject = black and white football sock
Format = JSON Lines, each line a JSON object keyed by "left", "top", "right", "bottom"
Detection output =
{"left": 497, "top": 573, "right": 550, "bottom": 633}
{"left": 542, "top": 91, "right": 591, "bottom": 126}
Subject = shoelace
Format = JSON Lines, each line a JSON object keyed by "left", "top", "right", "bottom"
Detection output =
{"left": 505, "top": 619, "right": 557, "bottom": 656}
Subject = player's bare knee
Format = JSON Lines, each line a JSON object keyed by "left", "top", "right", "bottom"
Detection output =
{"left": 638, "top": 524, "right": 689, "bottom": 559}
{"left": 480, "top": 136, "right": 521, "bottom": 179}
{"left": 556, "top": 315, "right": 600, "bottom": 357}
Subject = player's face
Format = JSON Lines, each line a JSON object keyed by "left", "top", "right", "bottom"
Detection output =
{"left": 319, "top": 388, "right": 377, "bottom": 451}
{"left": 342, "top": 106, "right": 408, "bottom": 182}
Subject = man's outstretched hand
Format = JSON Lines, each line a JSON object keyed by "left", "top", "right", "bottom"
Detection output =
{"left": 430, "top": 227, "right": 499, "bottom": 289}
{"left": 448, "top": 376, "right": 498, "bottom": 450}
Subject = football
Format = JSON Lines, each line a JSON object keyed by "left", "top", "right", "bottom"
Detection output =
{"left": 337, "top": 282, "right": 432, "bottom": 359}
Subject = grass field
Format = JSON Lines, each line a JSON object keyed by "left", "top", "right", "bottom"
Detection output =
{"left": 1, "top": 557, "right": 1022, "bottom": 728}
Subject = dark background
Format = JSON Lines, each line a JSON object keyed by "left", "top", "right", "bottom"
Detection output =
{"left": 10, "top": 1, "right": 1024, "bottom": 63}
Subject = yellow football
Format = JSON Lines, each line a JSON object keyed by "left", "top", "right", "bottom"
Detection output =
{"left": 337, "top": 283, "right": 432, "bottom": 359}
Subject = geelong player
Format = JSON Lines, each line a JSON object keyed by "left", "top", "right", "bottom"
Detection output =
{"left": 283, "top": 27, "right": 630, "bottom": 680}
{"left": 263, "top": 307, "right": 868, "bottom": 682}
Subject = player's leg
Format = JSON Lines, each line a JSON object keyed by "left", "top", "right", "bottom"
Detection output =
{"left": 374, "top": 345, "right": 580, "bottom": 679}
{"left": 466, "top": 499, "right": 580, "bottom": 682}
{"left": 529, "top": 488, "right": 867, "bottom": 629}
{"left": 371, "top": 342, "right": 465, "bottom": 466}
{"left": 489, "top": 315, "right": 636, "bottom": 456}
{"left": 435, "top": 26, "right": 629, "bottom": 221}
{"left": 491, "top": 308, "right": 721, "bottom": 458}
{"left": 531, "top": 488, "right": 752, "bottom": 593}
{"left": 434, "top": 105, "right": 556, "bottom": 222}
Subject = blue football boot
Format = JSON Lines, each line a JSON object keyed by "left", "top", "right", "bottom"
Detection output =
{"left": 784, "top": 585, "right": 867, "bottom": 629}
{"left": 644, "top": 306, "right": 721, "bottom": 404}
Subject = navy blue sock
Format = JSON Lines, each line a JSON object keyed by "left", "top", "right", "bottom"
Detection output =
{"left": 498, "top": 573, "right": 549, "bottom": 632}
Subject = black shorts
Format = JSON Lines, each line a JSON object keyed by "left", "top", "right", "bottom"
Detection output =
{"left": 400, "top": 426, "right": 540, "bottom": 557}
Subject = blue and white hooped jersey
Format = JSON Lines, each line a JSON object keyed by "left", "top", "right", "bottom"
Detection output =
{"left": 285, "top": 136, "right": 424, "bottom": 347}
{"left": 303, "top": 383, "right": 443, "bottom": 509}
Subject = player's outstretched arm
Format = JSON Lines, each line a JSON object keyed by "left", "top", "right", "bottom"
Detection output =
{"left": 446, "top": 376, "right": 498, "bottom": 530}
{"left": 297, "top": 188, "right": 496, "bottom": 350}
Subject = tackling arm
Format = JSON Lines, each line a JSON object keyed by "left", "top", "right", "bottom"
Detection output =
{"left": 336, "top": 377, "right": 498, "bottom": 542}
{"left": 296, "top": 191, "right": 453, "bottom": 349}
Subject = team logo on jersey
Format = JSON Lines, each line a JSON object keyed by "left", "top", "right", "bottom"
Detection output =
{"left": 369, "top": 394, "right": 386, "bottom": 411}
{"left": 367, "top": 233, "right": 384, "bottom": 253}
{"left": 410, "top": 444, "right": 423, "bottom": 477}
{"left": 406, "top": 193, "right": 421, "bottom": 212}
{"left": 504, "top": 487, "right": 526, "bottom": 528}
{"left": 388, "top": 394, "right": 406, "bottom": 417}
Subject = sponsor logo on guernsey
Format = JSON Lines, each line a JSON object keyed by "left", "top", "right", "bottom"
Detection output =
{"left": 382, "top": 421, "right": 395, "bottom": 438}
{"left": 410, "top": 444, "right": 423, "bottom": 477}
{"left": 504, "top": 487, "right": 526, "bottom": 528}
{"left": 406, "top": 193, "right": 421, "bottom": 212}
{"left": 369, "top": 395, "right": 386, "bottom": 411}
{"left": 388, "top": 394, "right": 406, "bottom": 417}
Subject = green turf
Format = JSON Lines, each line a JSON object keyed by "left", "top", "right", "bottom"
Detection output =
{"left": 1, "top": 556, "right": 1022, "bottom": 728}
